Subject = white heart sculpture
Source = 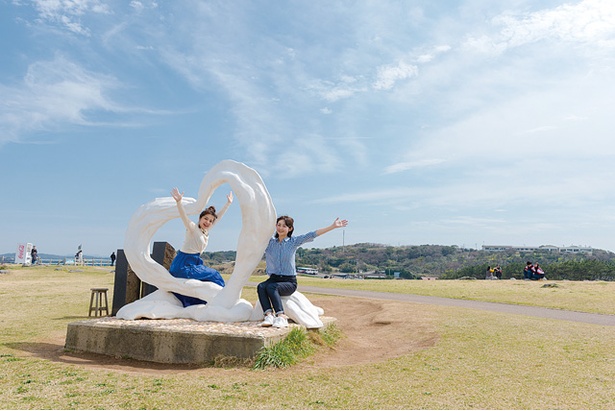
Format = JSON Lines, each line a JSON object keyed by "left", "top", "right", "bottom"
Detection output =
{"left": 116, "top": 160, "right": 325, "bottom": 328}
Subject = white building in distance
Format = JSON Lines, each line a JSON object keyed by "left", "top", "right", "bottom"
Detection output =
{"left": 482, "top": 245, "right": 593, "bottom": 254}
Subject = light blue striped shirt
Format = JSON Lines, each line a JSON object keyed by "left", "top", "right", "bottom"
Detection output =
{"left": 265, "top": 231, "right": 317, "bottom": 276}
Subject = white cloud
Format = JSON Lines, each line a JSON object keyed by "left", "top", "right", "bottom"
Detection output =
{"left": 272, "top": 134, "right": 342, "bottom": 178}
{"left": 30, "top": 0, "right": 112, "bottom": 35}
{"left": 372, "top": 61, "right": 418, "bottom": 91}
{"left": 465, "top": 0, "right": 615, "bottom": 54}
{"left": 0, "top": 55, "right": 138, "bottom": 145}
{"left": 384, "top": 159, "right": 446, "bottom": 174}
{"left": 311, "top": 188, "right": 418, "bottom": 205}
{"left": 130, "top": 1, "right": 145, "bottom": 13}
{"left": 319, "top": 85, "right": 362, "bottom": 102}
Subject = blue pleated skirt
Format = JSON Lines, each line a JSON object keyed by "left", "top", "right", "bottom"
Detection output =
{"left": 169, "top": 251, "right": 225, "bottom": 307}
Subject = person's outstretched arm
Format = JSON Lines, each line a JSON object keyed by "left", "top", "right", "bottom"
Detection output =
{"left": 171, "top": 187, "right": 193, "bottom": 229}
{"left": 211, "top": 192, "right": 233, "bottom": 228}
{"left": 315, "top": 218, "right": 348, "bottom": 237}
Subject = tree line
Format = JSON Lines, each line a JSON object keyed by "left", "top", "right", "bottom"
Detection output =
{"left": 202, "top": 243, "right": 615, "bottom": 281}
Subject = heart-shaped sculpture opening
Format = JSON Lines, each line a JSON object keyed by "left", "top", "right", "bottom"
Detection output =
{"left": 118, "top": 160, "right": 276, "bottom": 322}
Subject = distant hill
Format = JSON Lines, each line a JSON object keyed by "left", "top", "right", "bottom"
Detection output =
{"left": 204, "top": 243, "right": 615, "bottom": 281}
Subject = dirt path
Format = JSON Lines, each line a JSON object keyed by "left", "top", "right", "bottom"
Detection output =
{"left": 303, "top": 297, "right": 439, "bottom": 368}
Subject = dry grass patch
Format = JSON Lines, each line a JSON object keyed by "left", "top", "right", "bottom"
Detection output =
{"left": 2, "top": 265, "right": 615, "bottom": 409}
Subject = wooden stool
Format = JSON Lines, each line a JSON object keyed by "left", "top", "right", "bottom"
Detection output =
{"left": 89, "top": 288, "right": 109, "bottom": 317}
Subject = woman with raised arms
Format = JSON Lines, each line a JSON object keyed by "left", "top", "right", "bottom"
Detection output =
{"left": 169, "top": 187, "right": 233, "bottom": 306}
{"left": 257, "top": 215, "right": 348, "bottom": 328}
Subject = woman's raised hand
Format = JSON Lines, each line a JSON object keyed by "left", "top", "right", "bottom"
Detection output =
{"left": 227, "top": 191, "right": 234, "bottom": 204}
{"left": 171, "top": 187, "right": 184, "bottom": 203}
{"left": 333, "top": 217, "right": 348, "bottom": 228}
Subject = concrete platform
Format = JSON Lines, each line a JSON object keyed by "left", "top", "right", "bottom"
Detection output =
{"left": 64, "top": 316, "right": 336, "bottom": 364}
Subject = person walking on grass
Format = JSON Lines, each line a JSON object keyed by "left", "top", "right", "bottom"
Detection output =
{"left": 258, "top": 215, "right": 348, "bottom": 328}
{"left": 169, "top": 187, "right": 233, "bottom": 307}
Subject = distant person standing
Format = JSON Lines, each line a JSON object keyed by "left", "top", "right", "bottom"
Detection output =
{"left": 31, "top": 246, "right": 38, "bottom": 265}
{"left": 110, "top": 252, "right": 116, "bottom": 266}
{"left": 75, "top": 247, "right": 83, "bottom": 265}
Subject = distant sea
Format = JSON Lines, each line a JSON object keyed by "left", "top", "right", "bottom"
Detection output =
{"left": 1, "top": 252, "right": 112, "bottom": 265}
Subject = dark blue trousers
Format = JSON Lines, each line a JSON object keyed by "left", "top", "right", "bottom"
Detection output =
{"left": 257, "top": 274, "right": 297, "bottom": 314}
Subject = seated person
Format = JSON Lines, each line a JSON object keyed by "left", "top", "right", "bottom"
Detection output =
{"left": 532, "top": 263, "right": 545, "bottom": 280}
{"left": 523, "top": 261, "right": 533, "bottom": 280}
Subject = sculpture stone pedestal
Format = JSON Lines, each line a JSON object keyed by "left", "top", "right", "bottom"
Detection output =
{"left": 64, "top": 316, "right": 336, "bottom": 364}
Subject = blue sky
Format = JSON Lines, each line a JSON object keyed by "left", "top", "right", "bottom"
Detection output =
{"left": 2, "top": 0, "right": 615, "bottom": 257}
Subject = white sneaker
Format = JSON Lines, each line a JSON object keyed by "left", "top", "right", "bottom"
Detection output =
{"left": 273, "top": 315, "right": 289, "bottom": 328}
{"left": 260, "top": 314, "right": 274, "bottom": 327}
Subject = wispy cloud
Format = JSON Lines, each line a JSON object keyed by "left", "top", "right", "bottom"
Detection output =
{"left": 384, "top": 159, "right": 446, "bottom": 174}
{"left": 29, "top": 0, "right": 112, "bottom": 35}
{"left": 464, "top": 0, "right": 615, "bottom": 54}
{"left": 0, "top": 55, "right": 119, "bottom": 144}
{"left": 0, "top": 53, "right": 172, "bottom": 146}
{"left": 372, "top": 61, "right": 418, "bottom": 91}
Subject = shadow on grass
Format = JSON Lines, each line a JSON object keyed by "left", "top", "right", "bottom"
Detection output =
{"left": 5, "top": 341, "right": 208, "bottom": 373}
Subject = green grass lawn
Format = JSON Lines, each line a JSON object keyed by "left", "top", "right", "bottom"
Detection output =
{"left": 290, "top": 275, "right": 615, "bottom": 315}
{"left": 1, "top": 265, "right": 615, "bottom": 409}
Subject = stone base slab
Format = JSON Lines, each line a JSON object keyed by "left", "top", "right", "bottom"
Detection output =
{"left": 65, "top": 316, "right": 336, "bottom": 364}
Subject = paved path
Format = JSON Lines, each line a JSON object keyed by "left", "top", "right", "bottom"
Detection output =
{"left": 292, "top": 285, "right": 615, "bottom": 327}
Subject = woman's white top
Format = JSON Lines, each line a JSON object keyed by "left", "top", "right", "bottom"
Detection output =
{"left": 176, "top": 200, "right": 230, "bottom": 254}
